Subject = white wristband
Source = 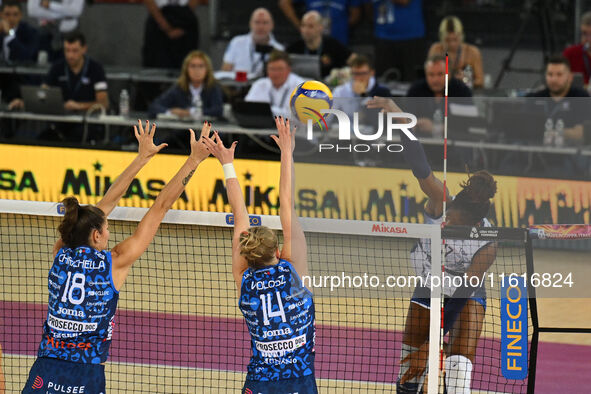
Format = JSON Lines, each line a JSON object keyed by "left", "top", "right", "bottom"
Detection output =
{"left": 223, "top": 163, "right": 237, "bottom": 180}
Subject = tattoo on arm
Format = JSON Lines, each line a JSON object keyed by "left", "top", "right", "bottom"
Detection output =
{"left": 182, "top": 169, "right": 195, "bottom": 186}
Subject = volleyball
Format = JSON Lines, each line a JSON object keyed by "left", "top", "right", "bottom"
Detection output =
{"left": 289, "top": 80, "right": 333, "bottom": 125}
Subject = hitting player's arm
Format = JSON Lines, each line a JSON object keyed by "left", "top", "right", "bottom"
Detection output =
{"left": 271, "top": 117, "right": 308, "bottom": 278}
{"left": 201, "top": 131, "right": 249, "bottom": 287}
{"left": 443, "top": 242, "right": 497, "bottom": 334}
{"left": 96, "top": 120, "right": 167, "bottom": 216}
{"left": 110, "top": 123, "right": 211, "bottom": 290}
{"left": 366, "top": 97, "right": 451, "bottom": 218}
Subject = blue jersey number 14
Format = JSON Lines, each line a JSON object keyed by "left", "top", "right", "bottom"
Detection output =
{"left": 260, "top": 291, "right": 287, "bottom": 325}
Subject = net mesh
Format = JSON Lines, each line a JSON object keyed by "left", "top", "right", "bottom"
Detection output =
{"left": 0, "top": 208, "right": 533, "bottom": 393}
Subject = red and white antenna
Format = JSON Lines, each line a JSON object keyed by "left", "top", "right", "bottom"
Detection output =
{"left": 439, "top": 52, "right": 450, "bottom": 389}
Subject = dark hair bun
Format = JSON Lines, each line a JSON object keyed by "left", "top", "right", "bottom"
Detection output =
{"left": 58, "top": 197, "right": 105, "bottom": 248}
{"left": 461, "top": 170, "right": 497, "bottom": 202}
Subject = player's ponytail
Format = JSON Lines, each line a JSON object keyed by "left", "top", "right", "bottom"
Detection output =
{"left": 239, "top": 226, "right": 279, "bottom": 270}
{"left": 58, "top": 197, "right": 106, "bottom": 249}
{"left": 451, "top": 170, "right": 497, "bottom": 224}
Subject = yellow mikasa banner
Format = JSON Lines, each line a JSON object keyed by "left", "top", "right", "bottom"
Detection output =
{"left": 1, "top": 144, "right": 590, "bottom": 225}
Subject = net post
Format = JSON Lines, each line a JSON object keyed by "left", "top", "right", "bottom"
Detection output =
{"left": 525, "top": 230, "right": 539, "bottom": 394}
{"left": 427, "top": 225, "right": 442, "bottom": 394}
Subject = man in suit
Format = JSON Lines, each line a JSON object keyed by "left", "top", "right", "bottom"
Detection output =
{"left": 0, "top": 0, "right": 41, "bottom": 111}
{"left": 0, "top": 0, "right": 40, "bottom": 63}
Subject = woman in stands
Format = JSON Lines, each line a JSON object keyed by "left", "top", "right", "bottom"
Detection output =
{"left": 203, "top": 117, "right": 317, "bottom": 394}
{"left": 369, "top": 97, "right": 497, "bottom": 394}
{"left": 428, "top": 16, "right": 484, "bottom": 88}
{"left": 148, "top": 51, "right": 224, "bottom": 119}
{"left": 22, "top": 120, "right": 212, "bottom": 393}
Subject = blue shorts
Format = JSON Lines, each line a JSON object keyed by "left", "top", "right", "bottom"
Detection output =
{"left": 410, "top": 285, "right": 487, "bottom": 311}
{"left": 22, "top": 357, "right": 105, "bottom": 394}
{"left": 242, "top": 374, "right": 318, "bottom": 394}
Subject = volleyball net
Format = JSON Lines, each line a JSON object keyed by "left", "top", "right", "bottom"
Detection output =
{"left": 0, "top": 199, "right": 538, "bottom": 393}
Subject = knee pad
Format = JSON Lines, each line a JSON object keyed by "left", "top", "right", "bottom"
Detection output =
{"left": 444, "top": 355, "right": 473, "bottom": 394}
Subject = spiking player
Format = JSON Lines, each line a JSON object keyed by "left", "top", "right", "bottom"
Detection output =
{"left": 203, "top": 117, "right": 317, "bottom": 394}
{"left": 22, "top": 121, "right": 213, "bottom": 393}
{"left": 368, "top": 97, "right": 498, "bottom": 394}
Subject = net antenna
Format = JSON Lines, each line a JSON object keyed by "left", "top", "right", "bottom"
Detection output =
{"left": 434, "top": 52, "right": 450, "bottom": 393}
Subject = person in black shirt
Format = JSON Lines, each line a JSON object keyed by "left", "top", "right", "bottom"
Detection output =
{"left": 45, "top": 31, "right": 109, "bottom": 112}
{"left": 526, "top": 55, "right": 589, "bottom": 145}
{"left": 406, "top": 55, "right": 472, "bottom": 137}
{"left": 286, "top": 10, "right": 353, "bottom": 78}
{"left": 499, "top": 55, "right": 590, "bottom": 178}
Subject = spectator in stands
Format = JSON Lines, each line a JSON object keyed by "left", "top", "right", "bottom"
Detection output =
{"left": 366, "top": 0, "right": 425, "bottom": 81}
{"left": 287, "top": 11, "right": 354, "bottom": 78}
{"left": 148, "top": 50, "right": 223, "bottom": 119}
{"left": 406, "top": 55, "right": 472, "bottom": 136}
{"left": 0, "top": 0, "right": 40, "bottom": 64}
{"left": 499, "top": 56, "right": 589, "bottom": 178}
{"left": 45, "top": 31, "right": 108, "bottom": 111}
{"left": 142, "top": 0, "right": 201, "bottom": 69}
{"left": 332, "top": 54, "right": 390, "bottom": 125}
{"left": 333, "top": 54, "right": 389, "bottom": 99}
{"left": 27, "top": 0, "right": 84, "bottom": 62}
{"left": 279, "top": 0, "right": 362, "bottom": 46}
{"left": 245, "top": 50, "right": 304, "bottom": 117}
{"left": 221, "top": 8, "right": 284, "bottom": 77}
{"left": 526, "top": 55, "right": 589, "bottom": 145}
{"left": 428, "top": 16, "right": 484, "bottom": 89}
{"left": 563, "top": 11, "right": 591, "bottom": 86}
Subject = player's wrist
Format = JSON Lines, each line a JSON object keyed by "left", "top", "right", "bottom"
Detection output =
{"left": 222, "top": 163, "right": 237, "bottom": 179}
{"left": 136, "top": 153, "right": 152, "bottom": 164}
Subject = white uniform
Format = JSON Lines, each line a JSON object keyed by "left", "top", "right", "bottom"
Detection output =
{"left": 245, "top": 73, "right": 305, "bottom": 117}
{"left": 222, "top": 33, "right": 285, "bottom": 77}
{"left": 411, "top": 212, "right": 492, "bottom": 298}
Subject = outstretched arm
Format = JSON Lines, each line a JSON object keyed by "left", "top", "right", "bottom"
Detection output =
{"left": 367, "top": 97, "right": 450, "bottom": 218}
{"left": 202, "top": 132, "right": 249, "bottom": 288}
{"left": 110, "top": 122, "right": 211, "bottom": 290}
{"left": 96, "top": 120, "right": 167, "bottom": 216}
{"left": 271, "top": 117, "right": 308, "bottom": 278}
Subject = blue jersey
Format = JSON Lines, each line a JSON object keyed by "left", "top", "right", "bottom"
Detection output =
{"left": 371, "top": 0, "right": 425, "bottom": 41}
{"left": 239, "top": 259, "right": 315, "bottom": 381}
{"left": 295, "top": 0, "right": 361, "bottom": 45}
{"left": 38, "top": 246, "right": 119, "bottom": 364}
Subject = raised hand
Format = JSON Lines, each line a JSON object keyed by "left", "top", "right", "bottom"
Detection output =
{"left": 203, "top": 131, "right": 237, "bottom": 165}
{"left": 134, "top": 119, "right": 168, "bottom": 159}
{"left": 271, "top": 116, "right": 295, "bottom": 153}
{"left": 188, "top": 121, "right": 212, "bottom": 162}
